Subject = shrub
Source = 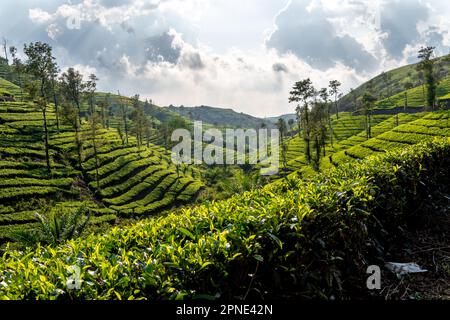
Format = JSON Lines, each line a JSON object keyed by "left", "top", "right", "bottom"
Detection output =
{"left": 10, "top": 205, "right": 91, "bottom": 247}
{"left": 0, "top": 138, "right": 448, "bottom": 300}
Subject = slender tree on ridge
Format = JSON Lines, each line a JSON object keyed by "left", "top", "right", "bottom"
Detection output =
{"left": 329, "top": 80, "right": 341, "bottom": 119}
{"left": 60, "top": 67, "right": 84, "bottom": 125}
{"left": 24, "top": 42, "right": 58, "bottom": 175}
{"left": 8, "top": 46, "right": 25, "bottom": 100}
{"left": 289, "top": 79, "right": 315, "bottom": 163}
{"left": 362, "top": 92, "right": 377, "bottom": 140}
{"left": 417, "top": 46, "right": 437, "bottom": 109}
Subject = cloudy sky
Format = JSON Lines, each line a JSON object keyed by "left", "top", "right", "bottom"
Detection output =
{"left": 1, "top": 0, "right": 449, "bottom": 117}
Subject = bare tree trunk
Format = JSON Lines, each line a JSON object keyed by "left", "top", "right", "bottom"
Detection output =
{"left": 51, "top": 79, "right": 60, "bottom": 131}
{"left": 335, "top": 95, "right": 339, "bottom": 120}
{"left": 322, "top": 135, "right": 326, "bottom": 157}
{"left": 42, "top": 107, "right": 52, "bottom": 174}
{"left": 2, "top": 38, "right": 8, "bottom": 64}
{"left": 76, "top": 101, "right": 82, "bottom": 126}
{"left": 328, "top": 105, "right": 334, "bottom": 148}
{"left": 39, "top": 79, "right": 52, "bottom": 175}
{"left": 315, "top": 136, "right": 320, "bottom": 171}
{"left": 304, "top": 106, "right": 311, "bottom": 163}
{"left": 75, "top": 120, "right": 83, "bottom": 170}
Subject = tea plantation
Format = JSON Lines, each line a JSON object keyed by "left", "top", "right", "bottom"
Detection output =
{"left": 0, "top": 77, "right": 203, "bottom": 242}
{"left": 282, "top": 110, "right": 450, "bottom": 178}
{"left": 1, "top": 55, "right": 450, "bottom": 300}
{"left": 0, "top": 138, "right": 448, "bottom": 299}
{"left": 377, "top": 76, "right": 450, "bottom": 109}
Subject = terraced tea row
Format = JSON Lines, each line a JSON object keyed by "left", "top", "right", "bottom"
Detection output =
{"left": 1, "top": 138, "right": 448, "bottom": 299}
{"left": 0, "top": 75, "right": 203, "bottom": 243}
{"left": 49, "top": 120, "right": 204, "bottom": 217}
{"left": 0, "top": 71, "right": 231, "bottom": 242}
{"left": 0, "top": 91, "right": 80, "bottom": 208}
{"left": 331, "top": 113, "right": 391, "bottom": 140}
{"left": 329, "top": 111, "right": 450, "bottom": 166}
{"left": 282, "top": 111, "right": 448, "bottom": 178}
{"left": 330, "top": 113, "right": 426, "bottom": 151}
{"left": 282, "top": 113, "right": 395, "bottom": 172}
{"left": 377, "top": 76, "right": 450, "bottom": 109}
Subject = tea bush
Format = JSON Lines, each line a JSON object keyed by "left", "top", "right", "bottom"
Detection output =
{"left": 0, "top": 138, "right": 448, "bottom": 300}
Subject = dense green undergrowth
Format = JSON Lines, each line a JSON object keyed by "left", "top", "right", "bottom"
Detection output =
{"left": 0, "top": 138, "right": 449, "bottom": 300}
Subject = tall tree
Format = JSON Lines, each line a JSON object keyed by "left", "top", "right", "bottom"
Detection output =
{"left": 329, "top": 80, "right": 341, "bottom": 119}
{"left": 8, "top": 46, "right": 25, "bottom": 100}
{"left": 319, "top": 87, "right": 333, "bottom": 148}
{"left": 289, "top": 79, "right": 315, "bottom": 163}
{"left": 97, "top": 93, "right": 110, "bottom": 128}
{"left": 277, "top": 118, "right": 288, "bottom": 138}
{"left": 2, "top": 38, "right": 8, "bottom": 64}
{"left": 362, "top": 92, "right": 377, "bottom": 140}
{"left": 49, "top": 63, "right": 60, "bottom": 131}
{"left": 277, "top": 118, "right": 288, "bottom": 171}
{"left": 23, "top": 42, "right": 58, "bottom": 174}
{"left": 60, "top": 68, "right": 84, "bottom": 124}
{"left": 87, "top": 111, "right": 102, "bottom": 190}
{"left": 61, "top": 100, "right": 83, "bottom": 169}
{"left": 295, "top": 106, "right": 302, "bottom": 135}
{"left": 85, "top": 73, "right": 98, "bottom": 116}
{"left": 309, "top": 102, "right": 328, "bottom": 170}
{"left": 25, "top": 81, "right": 52, "bottom": 174}
{"left": 24, "top": 42, "right": 56, "bottom": 99}
{"left": 417, "top": 46, "right": 437, "bottom": 109}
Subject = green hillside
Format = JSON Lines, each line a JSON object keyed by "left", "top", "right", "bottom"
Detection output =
{"left": 1, "top": 42, "right": 450, "bottom": 301}
{"left": 282, "top": 113, "right": 392, "bottom": 172}
{"left": 339, "top": 54, "right": 450, "bottom": 111}
{"left": 280, "top": 110, "right": 450, "bottom": 178}
{"left": 0, "top": 76, "right": 204, "bottom": 243}
{"left": 0, "top": 138, "right": 448, "bottom": 299}
{"left": 166, "top": 105, "right": 273, "bottom": 129}
{"left": 0, "top": 58, "right": 182, "bottom": 147}
{"left": 376, "top": 76, "right": 450, "bottom": 108}
{"left": 266, "top": 113, "right": 297, "bottom": 124}
{"left": 0, "top": 77, "right": 26, "bottom": 101}
{"left": 90, "top": 92, "right": 181, "bottom": 125}
{"left": 327, "top": 111, "right": 450, "bottom": 166}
